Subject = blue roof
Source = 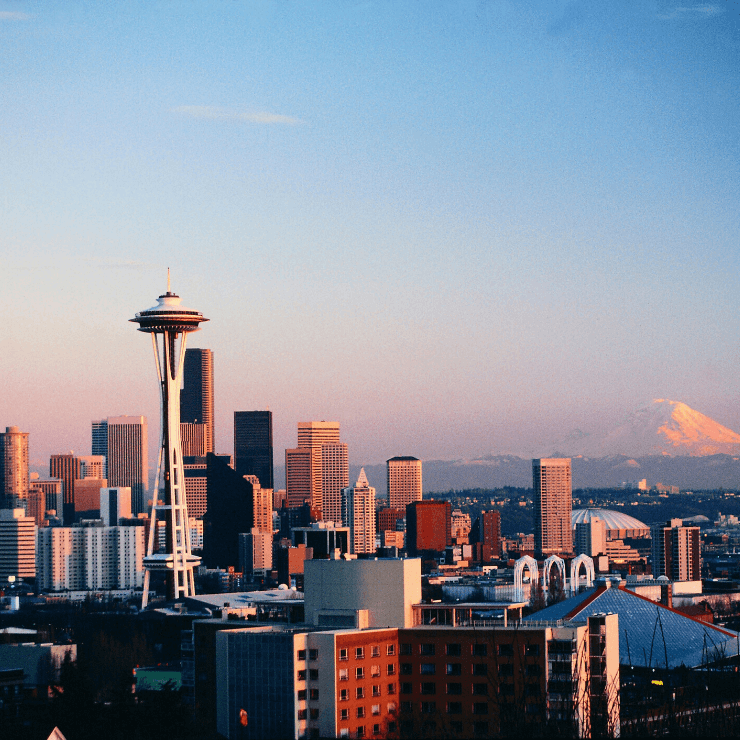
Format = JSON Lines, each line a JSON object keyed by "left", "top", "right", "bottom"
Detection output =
{"left": 525, "top": 586, "right": 740, "bottom": 668}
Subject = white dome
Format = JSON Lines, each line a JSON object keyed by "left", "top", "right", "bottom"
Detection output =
{"left": 572, "top": 507, "right": 649, "bottom": 535}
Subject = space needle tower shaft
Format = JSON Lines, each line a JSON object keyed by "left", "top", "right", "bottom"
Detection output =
{"left": 131, "top": 272, "right": 208, "bottom": 607}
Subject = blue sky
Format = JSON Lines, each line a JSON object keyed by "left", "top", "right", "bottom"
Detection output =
{"left": 1, "top": 1, "right": 739, "bottom": 469}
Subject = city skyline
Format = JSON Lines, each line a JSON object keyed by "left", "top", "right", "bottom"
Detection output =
{"left": 2, "top": 3, "right": 738, "bottom": 469}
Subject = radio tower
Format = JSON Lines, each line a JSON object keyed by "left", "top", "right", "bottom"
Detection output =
{"left": 131, "top": 271, "right": 208, "bottom": 607}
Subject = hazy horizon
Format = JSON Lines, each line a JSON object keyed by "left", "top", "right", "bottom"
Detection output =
{"left": 2, "top": 3, "right": 738, "bottom": 470}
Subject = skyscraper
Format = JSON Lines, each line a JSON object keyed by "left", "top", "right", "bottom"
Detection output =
{"left": 406, "top": 500, "right": 451, "bottom": 556}
{"left": 0, "top": 508, "right": 36, "bottom": 581}
{"left": 387, "top": 456, "right": 422, "bottom": 509}
{"left": 287, "top": 421, "right": 348, "bottom": 523}
{"left": 106, "top": 416, "right": 148, "bottom": 515}
{"left": 0, "top": 426, "right": 29, "bottom": 510}
{"left": 342, "top": 468, "right": 376, "bottom": 555}
{"left": 131, "top": 279, "right": 207, "bottom": 605}
{"left": 533, "top": 457, "right": 573, "bottom": 556}
{"left": 470, "top": 510, "right": 501, "bottom": 562}
{"left": 91, "top": 420, "right": 108, "bottom": 477}
{"left": 180, "top": 348, "right": 214, "bottom": 454}
{"left": 50, "top": 453, "right": 80, "bottom": 524}
{"left": 651, "top": 518, "right": 701, "bottom": 582}
{"left": 234, "top": 411, "right": 273, "bottom": 489}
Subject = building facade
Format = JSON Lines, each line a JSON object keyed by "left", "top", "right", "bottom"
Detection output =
{"left": 180, "top": 347, "right": 215, "bottom": 453}
{"left": 0, "top": 509, "right": 36, "bottom": 581}
{"left": 470, "top": 510, "right": 501, "bottom": 562}
{"left": 342, "top": 469, "right": 377, "bottom": 555}
{"left": 234, "top": 410, "right": 274, "bottom": 490}
{"left": 0, "top": 427, "right": 29, "bottom": 510}
{"left": 106, "top": 416, "right": 148, "bottom": 515}
{"left": 533, "top": 458, "right": 573, "bottom": 556}
{"left": 406, "top": 501, "right": 452, "bottom": 557}
{"left": 651, "top": 518, "right": 701, "bottom": 581}
{"left": 387, "top": 457, "right": 422, "bottom": 510}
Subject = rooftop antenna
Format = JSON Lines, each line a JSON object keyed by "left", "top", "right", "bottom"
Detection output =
{"left": 167, "top": 267, "right": 171, "bottom": 293}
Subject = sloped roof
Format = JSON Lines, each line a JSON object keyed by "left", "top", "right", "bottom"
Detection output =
{"left": 524, "top": 585, "right": 740, "bottom": 668}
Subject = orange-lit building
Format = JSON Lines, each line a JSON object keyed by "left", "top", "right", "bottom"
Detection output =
{"left": 406, "top": 501, "right": 451, "bottom": 556}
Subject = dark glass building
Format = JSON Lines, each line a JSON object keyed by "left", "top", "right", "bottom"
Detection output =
{"left": 203, "top": 453, "right": 253, "bottom": 570}
{"left": 180, "top": 348, "right": 214, "bottom": 453}
{"left": 234, "top": 411, "right": 273, "bottom": 489}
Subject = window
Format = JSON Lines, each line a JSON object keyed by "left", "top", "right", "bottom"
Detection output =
{"left": 341, "top": 709, "right": 349, "bottom": 721}
{"left": 400, "top": 644, "right": 412, "bottom": 656}
{"left": 420, "top": 664, "right": 436, "bottom": 675}
{"left": 297, "top": 670, "right": 307, "bottom": 681}
{"left": 526, "top": 703, "right": 540, "bottom": 714}
{"left": 499, "top": 684, "right": 514, "bottom": 696}
{"left": 498, "top": 643, "right": 514, "bottom": 657}
{"left": 340, "top": 648, "right": 349, "bottom": 661}
{"left": 447, "top": 701, "right": 462, "bottom": 714}
{"left": 357, "top": 727, "right": 365, "bottom": 738}
{"left": 339, "top": 669, "right": 349, "bottom": 681}
{"left": 387, "top": 702, "right": 397, "bottom": 714}
{"left": 401, "top": 683, "right": 412, "bottom": 695}
{"left": 446, "top": 663, "right": 461, "bottom": 676}
{"left": 340, "top": 689, "right": 349, "bottom": 701}
{"left": 371, "top": 645, "right": 380, "bottom": 657}
{"left": 357, "top": 707, "right": 365, "bottom": 718}
{"left": 309, "top": 649, "right": 319, "bottom": 660}
{"left": 472, "top": 664, "right": 487, "bottom": 676}
{"left": 450, "top": 721, "right": 463, "bottom": 732}
{"left": 420, "top": 682, "right": 436, "bottom": 695}
{"left": 474, "top": 720, "right": 489, "bottom": 736}
{"left": 473, "top": 683, "right": 488, "bottom": 696}
{"left": 310, "top": 708, "right": 319, "bottom": 720}
{"left": 446, "top": 683, "right": 462, "bottom": 695}
{"left": 387, "top": 683, "right": 396, "bottom": 695}
{"left": 356, "top": 647, "right": 365, "bottom": 659}
{"left": 388, "top": 722, "right": 397, "bottom": 733}
{"left": 298, "top": 690, "right": 307, "bottom": 700}
{"left": 400, "top": 701, "right": 412, "bottom": 713}
{"left": 372, "top": 684, "right": 381, "bottom": 696}
{"left": 400, "top": 663, "right": 412, "bottom": 675}
{"left": 473, "top": 702, "right": 489, "bottom": 715}
{"left": 387, "top": 664, "right": 396, "bottom": 676}
{"left": 446, "top": 643, "right": 461, "bottom": 656}
{"left": 525, "top": 684, "right": 540, "bottom": 697}
{"left": 372, "top": 704, "right": 381, "bottom": 715}
{"left": 472, "top": 644, "right": 487, "bottom": 657}
{"left": 356, "top": 687, "right": 365, "bottom": 699}
{"left": 498, "top": 664, "right": 513, "bottom": 677}
{"left": 420, "top": 644, "right": 435, "bottom": 656}
{"left": 297, "top": 650, "right": 306, "bottom": 661}
{"left": 373, "top": 724, "right": 381, "bottom": 735}
{"left": 525, "top": 644, "right": 540, "bottom": 656}
{"left": 387, "top": 644, "right": 396, "bottom": 656}
{"left": 310, "top": 689, "right": 319, "bottom": 701}
{"left": 310, "top": 669, "right": 319, "bottom": 680}
{"left": 339, "top": 730, "right": 349, "bottom": 738}
{"left": 356, "top": 667, "right": 365, "bottom": 680}
{"left": 421, "top": 701, "right": 437, "bottom": 714}
{"left": 526, "top": 664, "right": 541, "bottom": 677}
{"left": 298, "top": 709, "right": 307, "bottom": 720}
{"left": 371, "top": 665, "right": 381, "bottom": 678}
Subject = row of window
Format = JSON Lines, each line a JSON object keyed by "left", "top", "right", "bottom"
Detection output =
{"left": 297, "top": 669, "right": 319, "bottom": 681}
{"left": 401, "top": 662, "right": 541, "bottom": 678}
{"left": 297, "top": 689, "right": 320, "bottom": 701}
{"left": 296, "top": 649, "right": 319, "bottom": 661}
{"left": 398, "top": 681, "right": 542, "bottom": 697}
{"left": 339, "top": 645, "right": 395, "bottom": 660}
{"left": 339, "top": 665, "right": 395, "bottom": 680}
{"left": 337, "top": 723, "right": 395, "bottom": 738}
{"left": 400, "top": 642, "right": 540, "bottom": 657}
{"left": 339, "top": 702, "right": 395, "bottom": 720}
{"left": 340, "top": 684, "right": 396, "bottom": 700}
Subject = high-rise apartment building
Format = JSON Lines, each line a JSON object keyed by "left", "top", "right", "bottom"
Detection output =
{"left": 180, "top": 348, "right": 214, "bottom": 453}
{"left": 1, "top": 426, "right": 29, "bottom": 510}
{"left": 29, "top": 478, "right": 63, "bottom": 523}
{"left": 533, "top": 458, "right": 573, "bottom": 556}
{"left": 50, "top": 453, "right": 80, "bottom": 524}
{"left": 78, "top": 455, "right": 105, "bottom": 479}
{"left": 234, "top": 411, "right": 273, "bottom": 489}
{"left": 100, "top": 487, "right": 133, "bottom": 526}
{"left": 74, "top": 477, "right": 108, "bottom": 519}
{"left": 470, "top": 509, "right": 501, "bottom": 562}
{"left": 341, "top": 468, "right": 376, "bottom": 555}
{"left": 244, "top": 475, "right": 273, "bottom": 534}
{"left": 106, "top": 416, "right": 148, "bottom": 515}
{"left": 183, "top": 456, "right": 208, "bottom": 519}
{"left": 0, "top": 508, "right": 36, "bottom": 581}
{"left": 387, "top": 456, "right": 422, "bottom": 509}
{"left": 651, "top": 518, "right": 701, "bottom": 582}
{"left": 286, "top": 422, "right": 348, "bottom": 523}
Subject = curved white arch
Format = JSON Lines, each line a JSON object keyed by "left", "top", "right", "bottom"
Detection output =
{"left": 542, "top": 555, "right": 566, "bottom": 592}
{"left": 514, "top": 555, "right": 539, "bottom": 601}
{"left": 570, "top": 553, "right": 595, "bottom": 593}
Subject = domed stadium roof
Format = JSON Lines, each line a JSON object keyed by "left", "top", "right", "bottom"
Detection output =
{"left": 571, "top": 507, "right": 648, "bottom": 532}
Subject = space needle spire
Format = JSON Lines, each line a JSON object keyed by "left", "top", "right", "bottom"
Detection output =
{"left": 131, "top": 274, "right": 208, "bottom": 607}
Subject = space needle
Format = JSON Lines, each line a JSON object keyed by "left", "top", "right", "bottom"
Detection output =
{"left": 131, "top": 272, "right": 208, "bottom": 607}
